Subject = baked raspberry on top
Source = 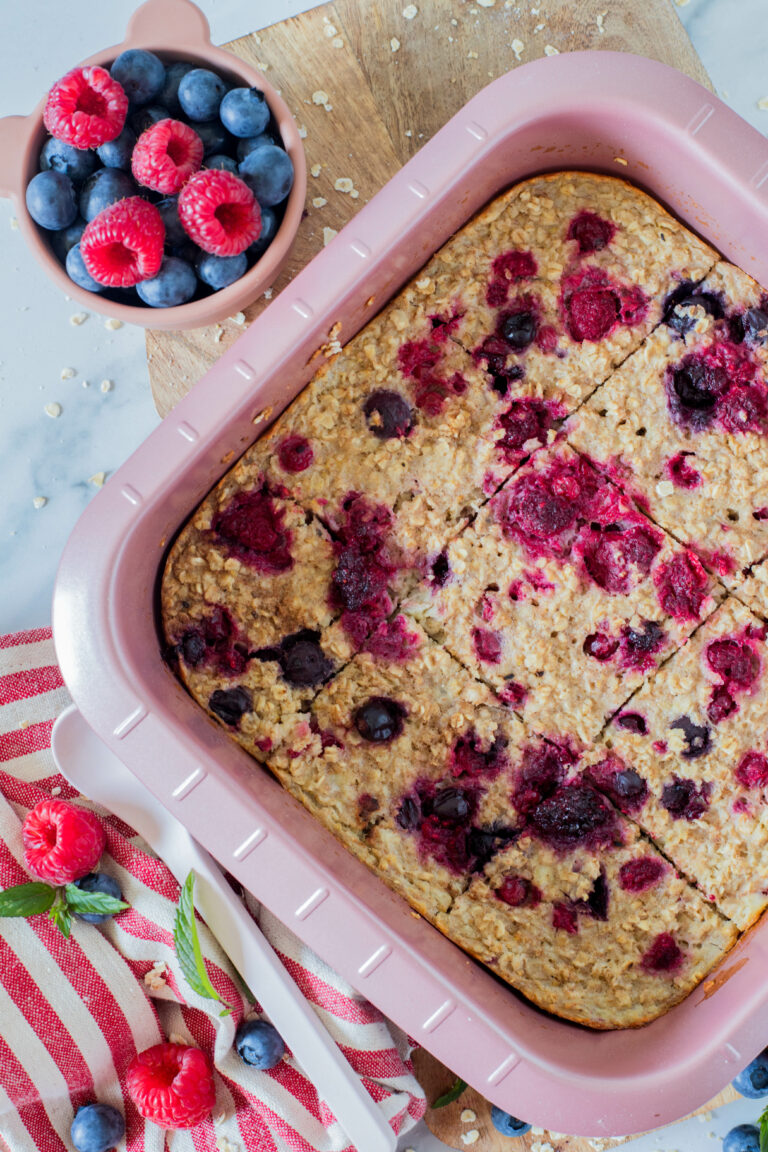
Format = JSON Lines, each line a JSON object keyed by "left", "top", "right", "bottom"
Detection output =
{"left": 568, "top": 261, "right": 768, "bottom": 587}
{"left": 595, "top": 597, "right": 768, "bottom": 931}
{"left": 404, "top": 444, "right": 718, "bottom": 742}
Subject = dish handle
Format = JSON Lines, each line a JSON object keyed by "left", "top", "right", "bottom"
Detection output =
{"left": 125, "top": 0, "right": 213, "bottom": 53}
{"left": 0, "top": 115, "right": 32, "bottom": 201}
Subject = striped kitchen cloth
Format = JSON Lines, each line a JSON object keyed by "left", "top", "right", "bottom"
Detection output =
{"left": 0, "top": 628, "right": 426, "bottom": 1152}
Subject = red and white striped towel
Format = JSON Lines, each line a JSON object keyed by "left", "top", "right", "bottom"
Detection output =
{"left": 0, "top": 628, "right": 426, "bottom": 1152}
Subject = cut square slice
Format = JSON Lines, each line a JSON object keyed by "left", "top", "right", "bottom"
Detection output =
{"left": 567, "top": 261, "right": 768, "bottom": 586}
{"left": 593, "top": 596, "right": 768, "bottom": 930}
{"left": 405, "top": 444, "right": 719, "bottom": 742}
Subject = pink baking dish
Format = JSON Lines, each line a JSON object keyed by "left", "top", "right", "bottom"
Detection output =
{"left": 0, "top": 0, "right": 306, "bottom": 330}
{"left": 53, "top": 52, "right": 768, "bottom": 1138}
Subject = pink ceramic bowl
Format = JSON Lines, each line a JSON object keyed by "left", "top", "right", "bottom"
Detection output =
{"left": 0, "top": 0, "right": 306, "bottom": 331}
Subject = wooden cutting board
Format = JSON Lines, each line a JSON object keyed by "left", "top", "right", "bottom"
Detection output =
{"left": 145, "top": 3, "right": 741, "bottom": 1147}
{"left": 147, "top": 0, "right": 713, "bottom": 414}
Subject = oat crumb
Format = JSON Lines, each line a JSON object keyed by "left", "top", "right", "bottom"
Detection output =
{"left": 531, "top": 1143, "right": 555, "bottom": 1152}
{"left": 50, "top": 785, "right": 62, "bottom": 795}
{"left": 478, "top": 0, "right": 495, "bottom": 5}
{"left": 405, "top": 129, "right": 413, "bottom": 137}
{"left": 674, "top": 0, "right": 689, "bottom": 5}
{"left": 9, "top": 216, "right": 18, "bottom": 230}
{"left": 81, "top": 379, "right": 90, "bottom": 388}
{"left": 100, "top": 378, "right": 114, "bottom": 393}
{"left": 758, "top": 97, "right": 768, "bottom": 110}
{"left": 460, "top": 1133, "right": 479, "bottom": 1146}
{"left": 169, "top": 1032, "right": 190, "bottom": 1046}
{"left": 403, "top": 3, "right": 418, "bottom": 17}
{"left": 512, "top": 38, "right": 524, "bottom": 59}
{"left": 216, "top": 1136, "right": 241, "bottom": 1152}
{"left": 88, "top": 472, "right": 107, "bottom": 488}
{"left": 104, "top": 317, "right": 122, "bottom": 330}
{"left": 350, "top": 189, "right": 359, "bottom": 199}
{"left": 70, "top": 312, "right": 88, "bottom": 326}
{"left": 44, "top": 402, "right": 62, "bottom": 418}
{"left": 332, "top": 37, "right": 343, "bottom": 48}
{"left": 334, "top": 177, "right": 355, "bottom": 193}
{"left": 231, "top": 311, "right": 246, "bottom": 324}
{"left": 467, "top": 50, "right": 479, "bottom": 58}
{"left": 391, "top": 37, "right": 401, "bottom": 51}
{"left": 298, "top": 124, "right": 308, "bottom": 139}
{"left": 460, "top": 1108, "right": 477, "bottom": 1122}
{"left": 312, "top": 196, "right": 328, "bottom": 208}
{"left": 323, "top": 21, "right": 338, "bottom": 35}
{"left": 213, "top": 325, "right": 224, "bottom": 343}
{"left": 596, "top": 11, "right": 606, "bottom": 32}
{"left": 614, "top": 156, "right": 629, "bottom": 165}
{"left": 544, "top": 44, "right": 559, "bottom": 55}
{"left": 312, "top": 89, "right": 330, "bottom": 105}
{"left": 32, "top": 496, "right": 47, "bottom": 510}
{"left": 310, "top": 163, "right": 322, "bottom": 177}
{"left": 18, "top": 719, "right": 30, "bottom": 730}
{"left": 534, "top": 21, "right": 545, "bottom": 31}
{"left": 144, "top": 960, "right": 168, "bottom": 991}
{"left": 263, "top": 290, "right": 273, "bottom": 300}
{"left": 60, "top": 367, "right": 75, "bottom": 380}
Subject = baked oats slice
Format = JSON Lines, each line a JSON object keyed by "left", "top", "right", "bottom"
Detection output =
{"left": 404, "top": 444, "right": 719, "bottom": 743}
{"left": 162, "top": 477, "right": 354, "bottom": 762}
{"left": 567, "top": 261, "right": 768, "bottom": 586}
{"left": 593, "top": 597, "right": 768, "bottom": 930}
{"left": 396, "top": 171, "right": 717, "bottom": 411}
{"left": 737, "top": 564, "right": 768, "bottom": 618}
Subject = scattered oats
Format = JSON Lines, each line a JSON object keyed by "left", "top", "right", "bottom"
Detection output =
{"left": 534, "top": 22, "right": 545, "bottom": 31}
{"left": 323, "top": 227, "right": 338, "bottom": 246}
{"left": 32, "top": 496, "right": 47, "bottom": 510}
{"left": 403, "top": 3, "right": 418, "bottom": 17}
{"left": 674, "top": 0, "right": 689, "bottom": 5}
{"left": 104, "top": 317, "right": 122, "bottom": 330}
{"left": 263, "top": 289, "right": 272, "bottom": 300}
{"left": 81, "top": 379, "right": 90, "bottom": 388}
{"left": 213, "top": 325, "right": 224, "bottom": 343}
{"left": 298, "top": 124, "right": 308, "bottom": 138}
{"left": 312, "top": 196, "right": 328, "bottom": 208}
{"left": 758, "top": 97, "right": 768, "bottom": 111}
{"left": 231, "top": 311, "right": 246, "bottom": 324}
{"left": 460, "top": 1109, "right": 477, "bottom": 1123}
{"left": 596, "top": 11, "right": 606, "bottom": 32}
{"left": 44, "top": 402, "right": 62, "bottom": 418}
{"left": 460, "top": 1133, "right": 479, "bottom": 1146}
{"left": 451, "top": 16, "right": 458, "bottom": 23}
{"left": 512, "top": 38, "right": 524, "bottom": 58}
{"left": 323, "top": 21, "right": 338, "bottom": 35}
{"left": 216, "top": 1136, "right": 241, "bottom": 1152}
{"left": 50, "top": 785, "right": 62, "bottom": 795}
{"left": 614, "top": 156, "right": 628, "bottom": 165}
{"left": 531, "top": 1143, "right": 555, "bottom": 1152}
{"left": 700, "top": 1111, "right": 713, "bottom": 1122}
{"left": 478, "top": 0, "right": 495, "bottom": 5}
{"left": 70, "top": 312, "right": 88, "bottom": 326}
{"left": 88, "top": 472, "right": 107, "bottom": 488}
{"left": 60, "top": 367, "right": 75, "bottom": 380}
{"left": 100, "top": 378, "right": 114, "bottom": 393}
{"left": 467, "top": 50, "right": 479, "bottom": 58}
{"left": 9, "top": 216, "right": 18, "bottom": 230}
{"left": 310, "top": 163, "right": 322, "bottom": 177}
{"left": 169, "top": 1032, "right": 190, "bottom": 1046}
{"left": 544, "top": 44, "right": 559, "bottom": 55}
{"left": 350, "top": 189, "right": 359, "bottom": 199}
{"left": 332, "top": 37, "right": 343, "bottom": 48}
{"left": 405, "top": 129, "right": 412, "bottom": 137}
{"left": 334, "top": 177, "right": 353, "bottom": 193}
{"left": 391, "top": 37, "right": 401, "bottom": 51}
{"left": 312, "top": 89, "right": 330, "bottom": 105}
{"left": 19, "top": 719, "right": 31, "bottom": 730}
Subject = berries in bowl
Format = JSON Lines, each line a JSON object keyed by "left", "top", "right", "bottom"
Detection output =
{"left": 0, "top": 0, "right": 306, "bottom": 330}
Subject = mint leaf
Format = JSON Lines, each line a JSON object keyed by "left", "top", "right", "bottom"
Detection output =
{"left": 759, "top": 1103, "right": 768, "bottom": 1152}
{"left": 433, "top": 1076, "right": 467, "bottom": 1108}
{"left": 64, "top": 884, "right": 129, "bottom": 916}
{"left": 174, "top": 872, "right": 231, "bottom": 1014}
{"left": 48, "top": 891, "right": 71, "bottom": 939}
{"left": 0, "top": 881, "right": 56, "bottom": 917}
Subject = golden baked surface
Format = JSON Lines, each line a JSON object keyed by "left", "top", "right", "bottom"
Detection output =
{"left": 161, "top": 170, "right": 768, "bottom": 1029}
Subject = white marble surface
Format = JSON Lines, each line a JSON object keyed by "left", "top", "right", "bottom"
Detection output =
{"left": 1, "top": 1, "right": 767, "bottom": 1148}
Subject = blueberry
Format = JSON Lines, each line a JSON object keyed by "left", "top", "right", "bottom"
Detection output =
{"left": 723, "top": 1124, "right": 760, "bottom": 1152}
{"left": 129, "top": 104, "right": 168, "bottom": 137}
{"left": 490, "top": 1105, "right": 531, "bottom": 1137}
{"left": 72, "top": 872, "right": 122, "bottom": 922}
{"left": 239, "top": 144, "right": 294, "bottom": 207}
{"left": 220, "top": 87, "right": 270, "bottom": 138}
{"left": 79, "top": 169, "right": 136, "bottom": 221}
{"left": 178, "top": 68, "right": 228, "bottom": 122}
{"left": 363, "top": 390, "right": 413, "bottom": 439}
{"left": 234, "top": 1018, "right": 285, "bottom": 1069}
{"left": 501, "top": 310, "right": 537, "bottom": 349}
{"left": 70, "top": 1102, "right": 125, "bottom": 1152}
{"left": 247, "top": 205, "right": 278, "bottom": 261}
{"left": 431, "top": 787, "right": 470, "bottom": 822}
{"left": 110, "top": 49, "right": 166, "bottom": 106}
{"left": 194, "top": 121, "right": 229, "bottom": 156}
{"left": 732, "top": 1048, "right": 768, "bottom": 1098}
{"left": 51, "top": 217, "right": 86, "bottom": 261}
{"left": 156, "top": 197, "right": 187, "bottom": 247}
{"left": 136, "top": 256, "right": 197, "bottom": 307}
{"left": 353, "top": 697, "right": 406, "bottom": 742}
{"left": 96, "top": 127, "right": 137, "bottom": 170}
{"left": 26, "top": 170, "right": 78, "bottom": 230}
{"left": 40, "top": 138, "right": 97, "bottom": 183}
{"left": 66, "top": 244, "right": 104, "bottom": 293}
{"left": 159, "top": 61, "right": 194, "bottom": 115}
{"left": 206, "top": 154, "right": 238, "bottom": 174}
{"left": 237, "top": 133, "right": 274, "bottom": 163}
{"left": 208, "top": 685, "right": 252, "bottom": 726}
{"left": 195, "top": 251, "right": 247, "bottom": 290}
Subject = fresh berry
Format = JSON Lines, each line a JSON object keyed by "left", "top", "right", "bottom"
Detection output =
{"left": 194, "top": 121, "right": 229, "bottom": 156}
{"left": 195, "top": 251, "right": 247, "bottom": 289}
{"left": 136, "top": 256, "right": 197, "bottom": 306}
{"left": 71, "top": 872, "right": 123, "bottom": 923}
{"left": 732, "top": 1048, "right": 768, "bottom": 1097}
{"left": 81, "top": 197, "right": 164, "bottom": 287}
{"left": 70, "top": 1102, "right": 125, "bottom": 1152}
{"left": 132, "top": 119, "right": 204, "bottom": 194}
{"left": 156, "top": 197, "right": 187, "bottom": 247}
{"left": 126, "top": 1042, "right": 216, "bottom": 1129}
{"left": 44, "top": 66, "right": 128, "bottom": 149}
{"left": 237, "top": 133, "right": 273, "bottom": 163}
{"left": 178, "top": 169, "right": 260, "bottom": 256}
{"left": 22, "top": 798, "right": 105, "bottom": 885}
{"left": 159, "top": 61, "right": 194, "bottom": 116}
{"left": 51, "top": 217, "right": 86, "bottom": 261}
{"left": 490, "top": 1106, "right": 531, "bottom": 1137}
{"left": 66, "top": 243, "right": 104, "bottom": 292}
{"left": 110, "top": 49, "right": 165, "bottom": 106}
{"left": 206, "top": 154, "right": 238, "bottom": 174}
{"left": 178, "top": 68, "right": 228, "bottom": 122}
{"left": 723, "top": 1125, "right": 760, "bottom": 1152}
{"left": 96, "top": 127, "right": 137, "bottom": 170}
{"left": 79, "top": 168, "right": 136, "bottom": 222}
{"left": 247, "top": 204, "right": 278, "bottom": 260}
{"left": 354, "top": 697, "right": 406, "bottom": 742}
{"left": 129, "top": 104, "right": 168, "bottom": 137}
{"left": 234, "top": 1019, "right": 286, "bottom": 1069}
{"left": 40, "top": 138, "right": 97, "bottom": 183}
{"left": 26, "top": 170, "right": 78, "bottom": 230}
{"left": 219, "top": 87, "right": 270, "bottom": 138}
{"left": 239, "top": 143, "right": 294, "bottom": 207}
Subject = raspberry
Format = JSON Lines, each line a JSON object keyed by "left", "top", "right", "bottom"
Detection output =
{"left": 43, "top": 66, "right": 128, "bottom": 150}
{"left": 131, "top": 119, "right": 204, "bottom": 195}
{"left": 81, "top": 197, "right": 164, "bottom": 287}
{"left": 178, "top": 169, "right": 260, "bottom": 256}
{"left": 22, "top": 799, "right": 105, "bottom": 885}
{"left": 126, "top": 1043, "right": 216, "bottom": 1130}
